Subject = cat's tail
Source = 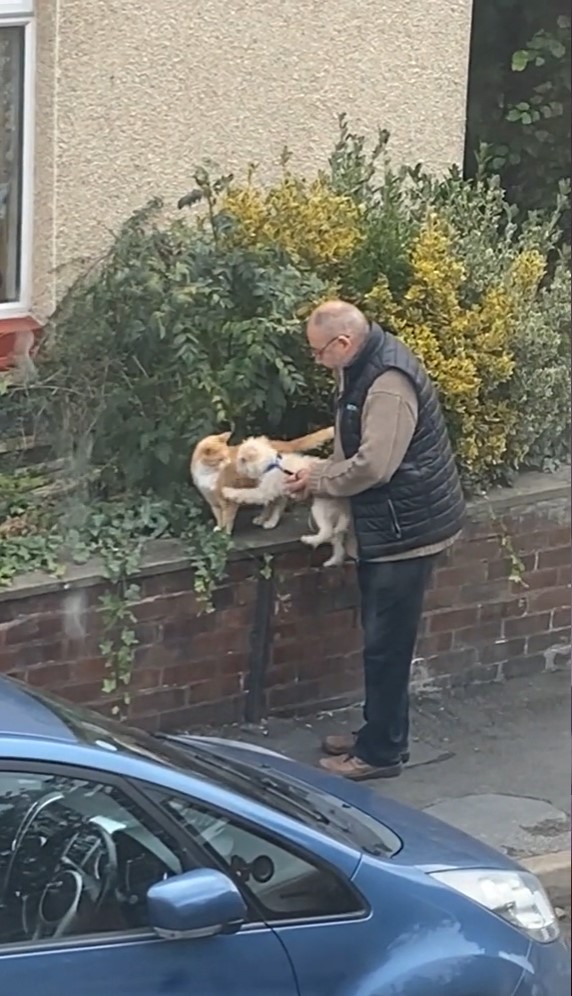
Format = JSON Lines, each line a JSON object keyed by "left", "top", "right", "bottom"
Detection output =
{"left": 274, "top": 426, "right": 334, "bottom": 454}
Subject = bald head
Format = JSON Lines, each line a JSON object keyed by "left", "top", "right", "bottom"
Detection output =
{"left": 306, "top": 300, "right": 370, "bottom": 369}
{"left": 308, "top": 300, "right": 368, "bottom": 338}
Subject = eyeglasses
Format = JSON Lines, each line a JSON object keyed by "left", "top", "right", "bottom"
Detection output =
{"left": 309, "top": 335, "right": 341, "bottom": 360}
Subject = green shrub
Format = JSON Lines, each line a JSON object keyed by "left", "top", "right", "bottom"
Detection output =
{"left": 465, "top": 0, "right": 570, "bottom": 220}
{"left": 33, "top": 200, "right": 331, "bottom": 497}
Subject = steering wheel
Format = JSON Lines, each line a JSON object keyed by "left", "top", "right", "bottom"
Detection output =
{"left": 4, "top": 792, "right": 118, "bottom": 941}
{"left": 25, "top": 823, "right": 118, "bottom": 941}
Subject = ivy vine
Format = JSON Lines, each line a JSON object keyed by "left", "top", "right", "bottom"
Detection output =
{"left": 0, "top": 471, "right": 230, "bottom": 702}
{"left": 480, "top": 496, "right": 529, "bottom": 589}
{"left": 498, "top": 527, "right": 529, "bottom": 589}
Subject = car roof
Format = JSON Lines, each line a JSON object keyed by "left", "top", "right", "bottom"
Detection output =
{"left": 0, "top": 676, "right": 78, "bottom": 742}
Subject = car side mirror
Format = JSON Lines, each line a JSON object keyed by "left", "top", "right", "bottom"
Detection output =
{"left": 147, "top": 868, "right": 247, "bottom": 940}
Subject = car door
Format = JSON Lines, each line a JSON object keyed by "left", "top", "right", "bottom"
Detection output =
{"left": 149, "top": 785, "right": 373, "bottom": 996}
{"left": 0, "top": 766, "right": 298, "bottom": 996}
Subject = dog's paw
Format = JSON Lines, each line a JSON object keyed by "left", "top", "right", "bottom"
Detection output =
{"left": 262, "top": 518, "right": 280, "bottom": 530}
{"left": 322, "top": 555, "right": 344, "bottom": 567}
{"left": 252, "top": 513, "right": 265, "bottom": 526}
{"left": 300, "top": 534, "right": 319, "bottom": 548}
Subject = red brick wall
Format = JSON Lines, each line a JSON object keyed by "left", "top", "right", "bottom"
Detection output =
{"left": 0, "top": 485, "right": 569, "bottom": 731}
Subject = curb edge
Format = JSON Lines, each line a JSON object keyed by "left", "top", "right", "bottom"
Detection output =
{"left": 521, "top": 849, "right": 571, "bottom": 906}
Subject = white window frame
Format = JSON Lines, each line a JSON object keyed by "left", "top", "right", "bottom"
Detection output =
{"left": 0, "top": 1, "right": 35, "bottom": 317}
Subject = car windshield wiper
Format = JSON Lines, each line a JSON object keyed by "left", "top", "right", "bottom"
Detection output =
{"left": 158, "top": 734, "right": 395, "bottom": 855}
{"left": 157, "top": 734, "right": 333, "bottom": 826}
{"left": 228, "top": 764, "right": 395, "bottom": 856}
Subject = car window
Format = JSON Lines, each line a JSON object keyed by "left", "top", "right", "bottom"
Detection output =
{"left": 152, "top": 790, "right": 364, "bottom": 923}
{"left": 0, "top": 771, "right": 190, "bottom": 946}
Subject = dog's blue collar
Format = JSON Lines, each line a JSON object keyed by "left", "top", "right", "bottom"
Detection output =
{"left": 262, "top": 456, "right": 284, "bottom": 474}
{"left": 262, "top": 455, "right": 293, "bottom": 476}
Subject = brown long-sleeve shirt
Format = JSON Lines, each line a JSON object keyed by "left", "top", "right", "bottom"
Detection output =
{"left": 306, "top": 369, "right": 461, "bottom": 562}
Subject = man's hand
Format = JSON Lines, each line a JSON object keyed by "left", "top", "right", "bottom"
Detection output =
{"left": 284, "top": 468, "right": 311, "bottom": 500}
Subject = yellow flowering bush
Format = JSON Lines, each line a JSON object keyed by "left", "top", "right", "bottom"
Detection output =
{"left": 211, "top": 119, "right": 568, "bottom": 489}
{"left": 221, "top": 174, "right": 364, "bottom": 274}
{"left": 364, "top": 218, "right": 547, "bottom": 483}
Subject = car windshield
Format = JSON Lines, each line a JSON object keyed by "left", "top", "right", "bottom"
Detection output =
{"left": 19, "top": 685, "right": 400, "bottom": 857}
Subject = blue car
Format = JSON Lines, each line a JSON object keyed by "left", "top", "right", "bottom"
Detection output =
{"left": 0, "top": 676, "right": 568, "bottom": 996}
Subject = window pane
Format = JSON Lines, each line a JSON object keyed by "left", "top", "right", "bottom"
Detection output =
{"left": 0, "top": 771, "right": 189, "bottom": 944}
{"left": 158, "top": 793, "right": 363, "bottom": 922}
{"left": 0, "top": 25, "right": 24, "bottom": 304}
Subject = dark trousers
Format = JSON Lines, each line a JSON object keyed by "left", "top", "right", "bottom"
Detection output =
{"left": 354, "top": 555, "right": 436, "bottom": 767}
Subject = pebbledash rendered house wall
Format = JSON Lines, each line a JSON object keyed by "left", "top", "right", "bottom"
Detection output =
{"left": 0, "top": 471, "right": 570, "bottom": 731}
{"left": 32, "top": 0, "right": 474, "bottom": 318}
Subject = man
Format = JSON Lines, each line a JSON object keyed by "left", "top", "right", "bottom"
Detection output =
{"left": 285, "top": 300, "right": 466, "bottom": 781}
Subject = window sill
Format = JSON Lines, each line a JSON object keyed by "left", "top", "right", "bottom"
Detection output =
{"left": 0, "top": 315, "right": 43, "bottom": 371}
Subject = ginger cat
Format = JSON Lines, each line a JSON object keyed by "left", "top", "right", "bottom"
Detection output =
{"left": 191, "top": 426, "right": 334, "bottom": 533}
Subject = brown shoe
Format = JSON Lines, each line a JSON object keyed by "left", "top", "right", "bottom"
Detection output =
{"left": 318, "top": 754, "right": 402, "bottom": 781}
{"left": 322, "top": 733, "right": 410, "bottom": 765}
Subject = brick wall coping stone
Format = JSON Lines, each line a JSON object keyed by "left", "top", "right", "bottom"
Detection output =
{"left": 1, "top": 467, "right": 570, "bottom": 604}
